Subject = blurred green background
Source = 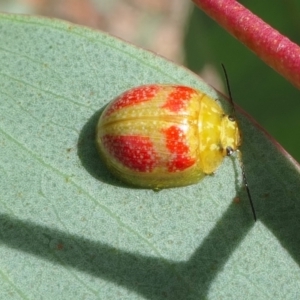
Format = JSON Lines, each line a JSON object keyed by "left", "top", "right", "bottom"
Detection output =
{"left": 1, "top": 0, "right": 299, "bottom": 162}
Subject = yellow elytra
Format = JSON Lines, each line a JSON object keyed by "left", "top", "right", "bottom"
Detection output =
{"left": 96, "top": 84, "right": 241, "bottom": 190}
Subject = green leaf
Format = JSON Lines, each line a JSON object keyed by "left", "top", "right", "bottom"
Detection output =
{"left": 0, "top": 14, "right": 300, "bottom": 299}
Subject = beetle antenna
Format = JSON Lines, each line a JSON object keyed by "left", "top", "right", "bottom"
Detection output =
{"left": 237, "top": 151, "right": 257, "bottom": 221}
{"left": 221, "top": 64, "right": 257, "bottom": 221}
{"left": 221, "top": 64, "right": 235, "bottom": 116}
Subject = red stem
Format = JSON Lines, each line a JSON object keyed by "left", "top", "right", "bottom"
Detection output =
{"left": 192, "top": 0, "right": 300, "bottom": 90}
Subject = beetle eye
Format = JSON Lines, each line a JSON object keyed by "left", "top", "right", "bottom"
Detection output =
{"left": 226, "top": 146, "right": 234, "bottom": 156}
{"left": 228, "top": 115, "right": 235, "bottom": 122}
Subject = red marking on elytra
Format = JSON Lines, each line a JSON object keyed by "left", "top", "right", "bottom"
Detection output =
{"left": 102, "top": 135, "right": 158, "bottom": 172}
{"left": 162, "top": 86, "right": 195, "bottom": 113}
{"left": 163, "top": 125, "right": 195, "bottom": 172}
{"left": 104, "top": 85, "right": 160, "bottom": 117}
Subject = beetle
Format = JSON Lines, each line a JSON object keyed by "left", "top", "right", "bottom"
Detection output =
{"left": 96, "top": 83, "right": 256, "bottom": 220}
{"left": 96, "top": 84, "right": 241, "bottom": 188}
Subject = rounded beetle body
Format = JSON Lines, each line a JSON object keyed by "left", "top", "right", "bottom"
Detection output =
{"left": 96, "top": 84, "right": 241, "bottom": 189}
